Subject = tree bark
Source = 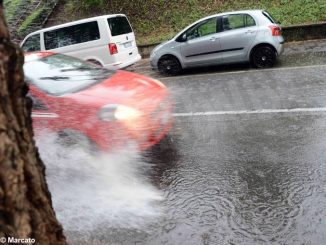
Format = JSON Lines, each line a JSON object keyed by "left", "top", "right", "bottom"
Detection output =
{"left": 0, "top": 2, "right": 67, "bottom": 244}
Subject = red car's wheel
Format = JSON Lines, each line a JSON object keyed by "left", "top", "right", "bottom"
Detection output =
{"left": 57, "top": 129, "right": 98, "bottom": 154}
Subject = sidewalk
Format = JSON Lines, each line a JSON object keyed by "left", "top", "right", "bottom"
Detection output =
{"left": 126, "top": 39, "right": 326, "bottom": 77}
{"left": 283, "top": 39, "right": 326, "bottom": 55}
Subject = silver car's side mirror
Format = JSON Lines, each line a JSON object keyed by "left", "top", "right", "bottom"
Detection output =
{"left": 182, "top": 33, "right": 187, "bottom": 42}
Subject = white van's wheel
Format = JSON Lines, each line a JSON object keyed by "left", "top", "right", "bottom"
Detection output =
{"left": 87, "top": 59, "right": 102, "bottom": 67}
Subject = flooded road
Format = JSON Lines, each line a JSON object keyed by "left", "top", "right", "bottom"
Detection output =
{"left": 140, "top": 65, "right": 326, "bottom": 245}
{"left": 40, "top": 61, "right": 326, "bottom": 244}
{"left": 144, "top": 113, "right": 326, "bottom": 245}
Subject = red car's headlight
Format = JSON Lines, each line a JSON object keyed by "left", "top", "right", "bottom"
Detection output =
{"left": 115, "top": 105, "right": 142, "bottom": 121}
{"left": 98, "top": 104, "right": 142, "bottom": 122}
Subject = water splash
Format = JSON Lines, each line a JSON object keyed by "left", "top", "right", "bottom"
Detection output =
{"left": 35, "top": 133, "right": 164, "bottom": 235}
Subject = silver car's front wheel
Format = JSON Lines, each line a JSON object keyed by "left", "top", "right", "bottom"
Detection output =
{"left": 251, "top": 46, "right": 276, "bottom": 68}
{"left": 158, "top": 55, "right": 182, "bottom": 75}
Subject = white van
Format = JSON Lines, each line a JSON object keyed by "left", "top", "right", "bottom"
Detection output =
{"left": 20, "top": 14, "right": 141, "bottom": 69}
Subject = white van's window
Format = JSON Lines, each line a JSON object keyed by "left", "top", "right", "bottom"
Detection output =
{"left": 107, "top": 16, "right": 132, "bottom": 36}
{"left": 22, "top": 34, "right": 41, "bottom": 52}
{"left": 44, "top": 21, "right": 100, "bottom": 50}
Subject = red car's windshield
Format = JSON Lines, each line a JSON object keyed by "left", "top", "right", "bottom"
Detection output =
{"left": 24, "top": 53, "right": 115, "bottom": 96}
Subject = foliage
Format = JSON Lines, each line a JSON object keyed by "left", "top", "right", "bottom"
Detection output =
{"left": 4, "top": 0, "right": 326, "bottom": 44}
{"left": 18, "top": 6, "right": 44, "bottom": 35}
{"left": 3, "top": 0, "right": 21, "bottom": 21}
{"left": 57, "top": 0, "right": 326, "bottom": 44}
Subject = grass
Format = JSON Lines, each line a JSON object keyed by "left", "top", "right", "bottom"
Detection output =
{"left": 4, "top": 0, "right": 59, "bottom": 40}
{"left": 4, "top": 0, "right": 326, "bottom": 44}
{"left": 52, "top": 0, "right": 326, "bottom": 45}
{"left": 3, "top": 0, "right": 23, "bottom": 22}
{"left": 17, "top": 6, "right": 45, "bottom": 36}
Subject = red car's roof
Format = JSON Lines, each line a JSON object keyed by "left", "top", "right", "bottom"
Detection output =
{"left": 24, "top": 51, "right": 56, "bottom": 62}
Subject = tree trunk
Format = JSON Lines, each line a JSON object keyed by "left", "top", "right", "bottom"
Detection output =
{"left": 0, "top": 2, "right": 67, "bottom": 244}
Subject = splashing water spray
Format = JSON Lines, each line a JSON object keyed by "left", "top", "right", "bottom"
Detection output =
{"left": 36, "top": 133, "right": 164, "bottom": 240}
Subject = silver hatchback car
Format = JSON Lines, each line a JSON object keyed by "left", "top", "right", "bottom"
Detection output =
{"left": 150, "top": 10, "right": 284, "bottom": 75}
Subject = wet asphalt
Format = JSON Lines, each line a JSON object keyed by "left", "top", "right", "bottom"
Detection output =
{"left": 143, "top": 65, "right": 326, "bottom": 245}
{"left": 67, "top": 40, "right": 326, "bottom": 244}
{"left": 116, "top": 40, "right": 326, "bottom": 245}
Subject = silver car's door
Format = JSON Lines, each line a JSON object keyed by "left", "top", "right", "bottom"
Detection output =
{"left": 180, "top": 17, "right": 222, "bottom": 67}
{"left": 219, "top": 14, "right": 258, "bottom": 62}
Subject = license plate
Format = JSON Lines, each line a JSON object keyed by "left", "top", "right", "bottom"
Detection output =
{"left": 124, "top": 42, "right": 132, "bottom": 48}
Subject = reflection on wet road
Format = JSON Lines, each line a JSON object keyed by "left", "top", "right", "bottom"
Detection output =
{"left": 144, "top": 113, "right": 326, "bottom": 244}
{"left": 126, "top": 65, "right": 326, "bottom": 244}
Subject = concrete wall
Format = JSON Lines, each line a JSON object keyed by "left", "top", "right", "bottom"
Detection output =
{"left": 138, "top": 42, "right": 161, "bottom": 58}
{"left": 282, "top": 22, "right": 326, "bottom": 42}
{"left": 138, "top": 22, "right": 326, "bottom": 58}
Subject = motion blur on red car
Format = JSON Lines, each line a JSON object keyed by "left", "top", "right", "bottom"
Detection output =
{"left": 24, "top": 52, "right": 173, "bottom": 151}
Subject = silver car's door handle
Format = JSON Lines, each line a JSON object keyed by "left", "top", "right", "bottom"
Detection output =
{"left": 209, "top": 37, "right": 218, "bottom": 41}
{"left": 245, "top": 30, "right": 255, "bottom": 34}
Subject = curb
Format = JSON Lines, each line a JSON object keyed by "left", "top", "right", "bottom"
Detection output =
{"left": 138, "top": 22, "right": 326, "bottom": 58}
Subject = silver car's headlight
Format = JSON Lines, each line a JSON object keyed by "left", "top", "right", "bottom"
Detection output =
{"left": 98, "top": 104, "right": 142, "bottom": 121}
{"left": 151, "top": 44, "right": 164, "bottom": 58}
{"left": 150, "top": 49, "right": 157, "bottom": 58}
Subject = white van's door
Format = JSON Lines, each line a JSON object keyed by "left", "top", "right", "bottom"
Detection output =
{"left": 21, "top": 15, "right": 141, "bottom": 70}
{"left": 106, "top": 15, "right": 140, "bottom": 68}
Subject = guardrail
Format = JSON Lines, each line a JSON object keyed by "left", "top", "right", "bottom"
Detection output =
{"left": 138, "top": 22, "right": 326, "bottom": 58}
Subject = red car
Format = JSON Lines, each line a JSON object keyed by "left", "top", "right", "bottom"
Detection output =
{"left": 24, "top": 52, "right": 173, "bottom": 151}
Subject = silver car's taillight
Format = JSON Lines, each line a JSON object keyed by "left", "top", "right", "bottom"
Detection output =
{"left": 268, "top": 25, "right": 281, "bottom": 36}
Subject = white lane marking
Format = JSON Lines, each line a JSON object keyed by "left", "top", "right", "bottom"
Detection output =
{"left": 160, "top": 64, "right": 326, "bottom": 80}
{"left": 173, "top": 107, "right": 326, "bottom": 117}
{"left": 32, "top": 113, "right": 58, "bottom": 118}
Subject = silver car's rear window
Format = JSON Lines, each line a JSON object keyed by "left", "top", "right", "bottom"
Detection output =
{"left": 262, "top": 11, "right": 277, "bottom": 24}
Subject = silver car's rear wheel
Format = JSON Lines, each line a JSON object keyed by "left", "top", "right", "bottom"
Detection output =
{"left": 158, "top": 55, "right": 182, "bottom": 75}
{"left": 251, "top": 46, "right": 276, "bottom": 68}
